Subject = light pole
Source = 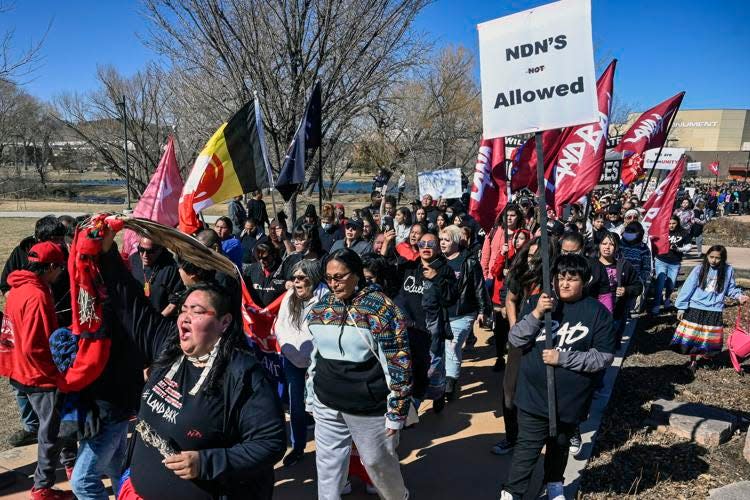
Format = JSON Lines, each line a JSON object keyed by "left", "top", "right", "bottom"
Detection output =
{"left": 117, "top": 96, "right": 132, "bottom": 210}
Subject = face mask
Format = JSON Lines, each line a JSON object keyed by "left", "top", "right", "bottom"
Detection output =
{"left": 622, "top": 232, "right": 639, "bottom": 242}
{"left": 445, "top": 211, "right": 454, "bottom": 219}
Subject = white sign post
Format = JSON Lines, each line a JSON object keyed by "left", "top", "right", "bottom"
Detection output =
{"left": 643, "top": 147, "right": 686, "bottom": 170}
{"left": 478, "top": 0, "right": 598, "bottom": 139}
{"left": 478, "top": 0, "right": 597, "bottom": 438}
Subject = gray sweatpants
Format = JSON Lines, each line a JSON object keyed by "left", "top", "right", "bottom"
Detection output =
{"left": 26, "top": 390, "right": 77, "bottom": 489}
{"left": 312, "top": 398, "right": 408, "bottom": 500}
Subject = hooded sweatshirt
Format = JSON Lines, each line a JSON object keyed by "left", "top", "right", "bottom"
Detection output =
{"left": 0, "top": 270, "right": 59, "bottom": 389}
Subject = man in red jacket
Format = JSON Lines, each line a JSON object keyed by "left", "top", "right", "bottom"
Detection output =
{"left": 0, "top": 241, "right": 76, "bottom": 500}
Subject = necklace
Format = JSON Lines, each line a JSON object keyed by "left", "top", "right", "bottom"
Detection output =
{"left": 143, "top": 267, "right": 156, "bottom": 297}
{"left": 164, "top": 338, "right": 222, "bottom": 396}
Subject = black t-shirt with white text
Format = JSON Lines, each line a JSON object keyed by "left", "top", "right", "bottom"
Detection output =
{"left": 514, "top": 294, "right": 614, "bottom": 423}
{"left": 132, "top": 361, "right": 225, "bottom": 500}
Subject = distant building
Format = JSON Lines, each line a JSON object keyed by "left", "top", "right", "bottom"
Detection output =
{"left": 619, "top": 109, "right": 750, "bottom": 178}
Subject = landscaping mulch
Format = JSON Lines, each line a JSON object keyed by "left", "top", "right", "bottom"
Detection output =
{"left": 578, "top": 305, "right": 750, "bottom": 499}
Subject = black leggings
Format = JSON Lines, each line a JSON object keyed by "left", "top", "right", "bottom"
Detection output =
{"left": 493, "top": 310, "right": 509, "bottom": 360}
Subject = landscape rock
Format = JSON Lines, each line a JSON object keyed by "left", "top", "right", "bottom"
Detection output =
{"left": 649, "top": 399, "right": 738, "bottom": 447}
{"left": 708, "top": 481, "right": 750, "bottom": 499}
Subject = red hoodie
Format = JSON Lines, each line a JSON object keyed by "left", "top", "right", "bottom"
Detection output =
{"left": 0, "top": 270, "right": 59, "bottom": 389}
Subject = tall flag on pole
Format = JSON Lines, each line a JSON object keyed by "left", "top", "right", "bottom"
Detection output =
{"left": 708, "top": 161, "right": 720, "bottom": 176}
{"left": 276, "top": 83, "right": 322, "bottom": 201}
{"left": 123, "top": 136, "right": 184, "bottom": 255}
{"left": 178, "top": 100, "right": 271, "bottom": 234}
{"left": 468, "top": 136, "right": 506, "bottom": 232}
{"left": 548, "top": 60, "right": 616, "bottom": 214}
{"left": 642, "top": 155, "right": 686, "bottom": 254}
{"left": 616, "top": 91, "right": 685, "bottom": 186}
{"left": 510, "top": 129, "right": 564, "bottom": 194}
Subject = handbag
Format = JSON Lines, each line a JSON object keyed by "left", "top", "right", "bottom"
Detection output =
{"left": 728, "top": 304, "right": 750, "bottom": 374}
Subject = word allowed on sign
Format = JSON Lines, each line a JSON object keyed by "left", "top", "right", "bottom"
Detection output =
{"left": 494, "top": 77, "right": 585, "bottom": 108}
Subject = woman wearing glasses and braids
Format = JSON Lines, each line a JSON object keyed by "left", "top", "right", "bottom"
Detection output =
{"left": 97, "top": 230, "right": 286, "bottom": 500}
{"left": 306, "top": 248, "right": 412, "bottom": 500}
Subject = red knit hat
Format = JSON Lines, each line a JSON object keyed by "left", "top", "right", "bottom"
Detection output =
{"left": 28, "top": 241, "right": 65, "bottom": 265}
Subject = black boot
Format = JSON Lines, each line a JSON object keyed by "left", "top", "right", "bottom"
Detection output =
{"left": 445, "top": 377, "right": 458, "bottom": 402}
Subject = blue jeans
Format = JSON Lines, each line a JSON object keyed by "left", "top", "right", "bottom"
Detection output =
{"left": 652, "top": 259, "right": 680, "bottom": 311}
{"left": 282, "top": 357, "right": 308, "bottom": 451}
{"left": 446, "top": 314, "right": 476, "bottom": 379}
{"left": 14, "top": 388, "right": 39, "bottom": 432}
{"left": 70, "top": 419, "right": 129, "bottom": 500}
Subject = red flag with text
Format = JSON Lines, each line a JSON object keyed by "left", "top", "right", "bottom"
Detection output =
{"left": 469, "top": 137, "right": 507, "bottom": 232}
{"left": 642, "top": 156, "right": 686, "bottom": 255}
{"left": 123, "top": 136, "right": 184, "bottom": 255}
{"left": 509, "top": 129, "right": 564, "bottom": 193}
{"left": 709, "top": 161, "right": 720, "bottom": 176}
{"left": 617, "top": 91, "right": 685, "bottom": 186}
{"left": 548, "top": 60, "right": 616, "bottom": 214}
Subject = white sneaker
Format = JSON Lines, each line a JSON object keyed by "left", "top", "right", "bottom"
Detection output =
{"left": 341, "top": 480, "right": 352, "bottom": 495}
{"left": 499, "top": 491, "right": 515, "bottom": 500}
{"left": 366, "top": 483, "right": 378, "bottom": 495}
{"left": 546, "top": 481, "right": 566, "bottom": 500}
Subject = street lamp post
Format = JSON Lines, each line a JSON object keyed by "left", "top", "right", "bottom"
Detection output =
{"left": 117, "top": 96, "right": 132, "bottom": 210}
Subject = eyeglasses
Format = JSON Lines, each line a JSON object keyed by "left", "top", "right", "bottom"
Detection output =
{"left": 291, "top": 275, "right": 309, "bottom": 282}
{"left": 325, "top": 271, "right": 352, "bottom": 283}
{"left": 138, "top": 246, "right": 158, "bottom": 254}
{"left": 417, "top": 240, "right": 437, "bottom": 249}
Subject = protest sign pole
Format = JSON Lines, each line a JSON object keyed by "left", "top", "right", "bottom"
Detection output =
{"left": 534, "top": 132, "right": 557, "bottom": 437}
{"left": 318, "top": 146, "right": 323, "bottom": 214}
{"left": 638, "top": 111, "right": 678, "bottom": 204}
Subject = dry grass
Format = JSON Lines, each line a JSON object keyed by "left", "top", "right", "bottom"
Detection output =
{"left": 0, "top": 218, "right": 38, "bottom": 451}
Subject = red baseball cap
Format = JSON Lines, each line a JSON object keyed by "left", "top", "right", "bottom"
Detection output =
{"left": 28, "top": 242, "right": 65, "bottom": 265}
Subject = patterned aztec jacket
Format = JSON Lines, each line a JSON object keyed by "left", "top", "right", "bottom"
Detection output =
{"left": 305, "top": 284, "right": 412, "bottom": 429}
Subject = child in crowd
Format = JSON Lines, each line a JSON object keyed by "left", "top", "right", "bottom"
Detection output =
{"left": 672, "top": 245, "right": 748, "bottom": 373}
{"left": 499, "top": 254, "right": 615, "bottom": 500}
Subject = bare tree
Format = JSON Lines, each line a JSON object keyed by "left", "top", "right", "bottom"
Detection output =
{"left": 54, "top": 63, "right": 173, "bottom": 197}
{"left": 350, "top": 46, "right": 481, "bottom": 184}
{"left": 142, "top": 0, "right": 431, "bottom": 198}
{"left": 0, "top": 1, "right": 48, "bottom": 84}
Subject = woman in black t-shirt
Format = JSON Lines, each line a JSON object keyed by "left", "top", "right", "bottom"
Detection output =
{"left": 98, "top": 232, "right": 286, "bottom": 500}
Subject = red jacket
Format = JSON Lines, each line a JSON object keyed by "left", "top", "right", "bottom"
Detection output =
{"left": 0, "top": 270, "right": 59, "bottom": 389}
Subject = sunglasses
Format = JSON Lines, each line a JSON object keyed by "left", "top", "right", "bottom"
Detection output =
{"left": 291, "top": 275, "right": 309, "bottom": 282}
{"left": 418, "top": 240, "right": 437, "bottom": 249}
{"left": 138, "top": 246, "right": 159, "bottom": 254}
{"left": 325, "top": 271, "right": 352, "bottom": 283}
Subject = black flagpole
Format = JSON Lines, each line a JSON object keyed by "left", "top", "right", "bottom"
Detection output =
{"left": 318, "top": 144, "right": 323, "bottom": 214}
{"left": 534, "top": 132, "right": 557, "bottom": 437}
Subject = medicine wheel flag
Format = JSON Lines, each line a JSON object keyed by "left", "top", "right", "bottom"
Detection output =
{"left": 468, "top": 136, "right": 506, "bottom": 232}
{"left": 178, "top": 100, "right": 271, "bottom": 234}
{"left": 548, "top": 60, "right": 616, "bottom": 214}
{"left": 642, "top": 155, "right": 686, "bottom": 255}
{"left": 709, "top": 161, "right": 720, "bottom": 176}
{"left": 616, "top": 91, "right": 685, "bottom": 186}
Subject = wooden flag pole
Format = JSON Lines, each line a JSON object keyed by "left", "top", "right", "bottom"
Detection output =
{"left": 534, "top": 132, "right": 557, "bottom": 437}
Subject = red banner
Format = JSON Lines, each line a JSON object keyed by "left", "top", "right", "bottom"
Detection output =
{"left": 617, "top": 91, "right": 685, "bottom": 186}
{"left": 709, "top": 161, "right": 720, "bottom": 176}
{"left": 549, "top": 60, "right": 616, "bottom": 214}
{"left": 468, "top": 137, "right": 507, "bottom": 232}
{"left": 642, "top": 156, "right": 686, "bottom": 255}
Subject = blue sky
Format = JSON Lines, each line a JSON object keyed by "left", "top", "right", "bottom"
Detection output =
{"left": 5, "top": 0, "right": 749, "bottom": 111}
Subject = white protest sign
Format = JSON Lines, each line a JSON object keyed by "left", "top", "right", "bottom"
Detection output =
{"left": 686, "top": 162, "right": 702, "bottom": 171}
{"left": 643, "top": 148, "right": 685, "bottom": 170}
{"left": 478, "top": 0, "right": 598, "bottom": 138}
{"left": 418, "top": 168, "right": 462, "bottom": 199}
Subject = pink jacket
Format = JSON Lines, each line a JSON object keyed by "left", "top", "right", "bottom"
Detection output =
{"left": 480, "top": 226, "right": 508, "bottom": 279}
